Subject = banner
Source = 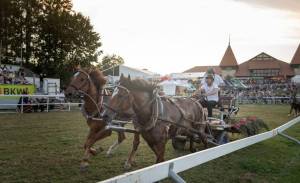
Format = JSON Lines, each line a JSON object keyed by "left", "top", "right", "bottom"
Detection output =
{"left": 0, "top": 84, "right": 36, "bottom": 95}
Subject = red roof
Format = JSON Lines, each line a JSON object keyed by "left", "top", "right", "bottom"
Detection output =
{"left": 235, "top": 53, "right": 294, "bottom": 77}
{"left": 291, "top": 43, "right": 300, "bottom": 65}
{"left": 219, "top": 44, "right": 238, "bottom": 67}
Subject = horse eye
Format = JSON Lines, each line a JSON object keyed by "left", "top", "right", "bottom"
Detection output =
{"left": 80, "top": 78, "right": 85, "bottom": 82}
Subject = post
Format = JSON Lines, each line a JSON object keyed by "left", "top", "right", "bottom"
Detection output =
{"left": 278, "top": 131, "right": 300, "bottom": 145}
{"left": 68, "top": 102, "right": 71, "bottom": 111}
{"left": 20, "top": 43, "right": 23, "bottom": 67}
{"left": 21, "top": 96, "right": 24, "bottom": 113}
{"left": 168, "top": 163, "right": 186, "bottom": 183}
{"left": 46, "top": 97, "right": 49, "bottom": 112}
{"left": 0, "top": 40, "right": 2, "bottom": 66}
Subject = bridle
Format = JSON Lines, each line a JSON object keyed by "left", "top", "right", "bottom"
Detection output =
{"left": 103, "top": 85, "right": 162, "bottom": 131}
{"left": 102, "top": 85, "right": 132, "bottom": 114}
{"left": 104, "top": 85, "right": 158, "bottom": 113}
{"left": 69, "top": 69, "right": 103, "bottom": 119}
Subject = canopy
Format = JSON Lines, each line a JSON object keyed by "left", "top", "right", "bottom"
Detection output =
{"left": 291, "top": 75, "right": 300, "bottom": 83}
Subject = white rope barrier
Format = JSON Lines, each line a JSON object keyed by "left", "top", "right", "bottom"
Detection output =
{"left": 99, "top": 117, "right": 300, "bottom": 183}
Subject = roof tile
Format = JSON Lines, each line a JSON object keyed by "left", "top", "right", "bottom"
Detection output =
{"left": 219, "top": 45, "right": 238, "bottom": 67}
{"left": 291, "top": 43, "right": 300, "bottom": 65}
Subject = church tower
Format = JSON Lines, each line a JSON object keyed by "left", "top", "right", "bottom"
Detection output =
{"left": 291, "top": 43, "right": 300, "bottom": 75}
{"left": 219, "top": 39, "right": 238, "bottom": 78}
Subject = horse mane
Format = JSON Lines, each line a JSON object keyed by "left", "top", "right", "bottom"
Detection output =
{"left": 86, "top": 68, "right": 106, "bottom": 90}
{"left": 121, "top": 77, "right": 157, "bottom": 93}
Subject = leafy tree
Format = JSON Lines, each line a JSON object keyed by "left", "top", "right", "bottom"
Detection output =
{"left": 0, "top": 0, "right": 102, "bottom": 85}
{"left": 98, "top": 54, "right": 124, "bottom": 75}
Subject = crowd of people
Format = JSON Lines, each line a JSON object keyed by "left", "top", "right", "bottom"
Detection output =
{"left": 0, "top": 64, "right": 29, "bottom": 84}
{"left": 223, "top": 79, "right": 296, "bottom": 104}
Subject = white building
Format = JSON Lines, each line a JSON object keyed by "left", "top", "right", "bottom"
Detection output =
{"left": 170, "top": 72, "right": 205, "bottom": 80}
{"left": 105, "top": 65, "right": 160, "bottom": 83}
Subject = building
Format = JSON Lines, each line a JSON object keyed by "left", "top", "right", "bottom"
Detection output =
{"left": 104, "top": 65, "right": 160, "bottom": 82}
{"left": 184, "top": 42, "right": 300, "bottom": 80}
{"left": 169, "top": 72, "right": 205, "bottom": 80}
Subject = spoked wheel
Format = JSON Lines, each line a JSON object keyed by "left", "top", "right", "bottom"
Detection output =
{"left": 172, "top": 136, "right": 187, "bottom": 150}
{"left": 215, "top": 131, "right": 230, "bottom": 145}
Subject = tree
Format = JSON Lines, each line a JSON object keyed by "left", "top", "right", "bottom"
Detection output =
{"left": 98, "top": 54, "right": 124, "bottom": 75}
{"left": 0, "top": 0, "right": 102, "bottom": 85}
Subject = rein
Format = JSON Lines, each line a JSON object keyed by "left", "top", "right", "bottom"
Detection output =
{"left": 106, "top": 85, "right": 163, "bottom": 131}
{"left": 107, "top": 85, "right": 205, "bottom": 132}
{"left": 71, "top": 70, "right": 104, "bottom": 120}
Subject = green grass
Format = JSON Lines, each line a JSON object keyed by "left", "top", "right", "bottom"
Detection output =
{"left": 0, "top": 105, "right": 299, "bottom": 183}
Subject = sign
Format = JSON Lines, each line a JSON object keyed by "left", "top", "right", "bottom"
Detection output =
{"left": 0, "top": 84, "right": 35, "bottom": 95}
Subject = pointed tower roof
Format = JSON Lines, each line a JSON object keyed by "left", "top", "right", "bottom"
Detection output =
{"left": 219, "top": 43, "right": 238, "bottom": 67}
{"left": 291, "top": 43, "right": 300, "bottom": 65}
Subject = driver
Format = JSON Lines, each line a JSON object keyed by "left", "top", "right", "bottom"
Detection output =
{"left": 200, "top": 73, "right": 219, "bottom": 117}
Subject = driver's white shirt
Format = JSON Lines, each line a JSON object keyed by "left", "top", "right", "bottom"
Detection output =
{"left": 201, "top": 74, "right": 224, "bottom": 86}
{"left": 201, "top": 83, "right": 219, "bottom": 102}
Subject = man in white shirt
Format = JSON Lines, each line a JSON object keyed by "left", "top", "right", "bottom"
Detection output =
{"left": 200, "top": 73, "right": 219, "bottom": 117}
{"left": 201, "top": 68, "right": 224, "bottom": 87}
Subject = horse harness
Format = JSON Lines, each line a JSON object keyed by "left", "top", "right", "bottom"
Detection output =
{"left": 70, "top": 70, "right": 109, "bottom": 120}
{"left": 109, "top": 85, "right": 207, "bottom": 135}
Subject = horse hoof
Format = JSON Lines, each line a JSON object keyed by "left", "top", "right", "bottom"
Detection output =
{"left": 106, "top": 152, "right": 113, "bottom": 158}
{"left": 97, "top": 147, "right": 104, "bottom": 152}
{"left": 80, "top": 162, "right": 89, "bottom": 172}
{"left": 131, "top": 161, "right": 137, "bottom": 166}
{"left": 124, "top": 162, "right": 132, "bottom": 170}
{"left": 89, "top": 148, "right": 98, "bottom": 156}
{"left": 190, "top": 148, "right": 197, "bottom": 153}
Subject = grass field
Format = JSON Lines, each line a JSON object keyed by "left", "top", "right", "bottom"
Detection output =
{"left": 0, "top": 105, "right": 299, "bottom": 183}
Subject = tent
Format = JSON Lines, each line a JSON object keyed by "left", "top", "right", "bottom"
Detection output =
{"left": 158, "top": 80, "right": 195, "bottom": 96}
{"left": 291, "top": 75, "right": 300, "bottom": 83}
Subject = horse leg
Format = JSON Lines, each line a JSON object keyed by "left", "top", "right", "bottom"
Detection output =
{"left": 189, "top": 136, "right": 196, "bottom": 153}
{"left": 200, "top": 131, "right": 208, "bottom": 149}
{"left": 124, "top": 133, "right": 140, "bottom": 170}
{"left": 289, "top": 105, "right": 293, "bottom": 116}
{"left": 80, "top": 129, "right": 112, "bottom": 172}
{"left": 80, "top": 128, "right": 96, "bottom": 172}
{"left": 106, "top": 132, "right": 126, "bottom": 157}
{"left": 86, "top": 129, "right": 113, "bottom": 154}
{"left": 152, "top": 142, "right": 166, "bottom": 163}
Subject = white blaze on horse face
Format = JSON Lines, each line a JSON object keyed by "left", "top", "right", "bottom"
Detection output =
{"left": 74, "top": 72, "right": 80, "bottom": 78}
{"left": 112, "top": 87, "right": 119, "bottom": 97}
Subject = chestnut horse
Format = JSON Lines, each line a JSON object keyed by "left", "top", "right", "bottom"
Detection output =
{"left": 102, "top": 75, "right": 207, "bottom": 164}
{"left": 65, "top": 68, "right": 133, "bottom": 171}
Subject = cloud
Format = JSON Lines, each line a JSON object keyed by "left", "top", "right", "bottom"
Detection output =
{"left": 235, "top": 0, "right": 300, "bottom": 14}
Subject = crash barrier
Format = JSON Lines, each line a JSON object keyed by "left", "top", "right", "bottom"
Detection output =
{"left": 99, "top": 117, "right": 300, "bottom": 183}
{"left": 0, "top": 94, "right": 82, "bottom": 113}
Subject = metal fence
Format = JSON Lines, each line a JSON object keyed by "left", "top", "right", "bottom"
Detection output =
{"left": 0, "top": 94, "right": 82, "bottom": 113}
{"left": 99, "top": 117, "right": 300, "bottom": 183}
{"left": 238, "top": 96, "right": 292, "bottom": 104}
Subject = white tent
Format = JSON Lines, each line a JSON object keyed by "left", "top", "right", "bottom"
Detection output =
{"left": 291, "top": 75, "right": 300, "bottom": 83}
{"left": 158, "top": 80, "right": 193, "bottom": 96}
{"left": 170, "top": 72, "right": 205, "bottom": 80}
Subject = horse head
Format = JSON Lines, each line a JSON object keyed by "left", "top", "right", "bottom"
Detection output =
{"left": 65, "top": 68, "right": 106, "bottom": 98}
{"left": 102, "top": 74, "right": 156, "bottom": 123}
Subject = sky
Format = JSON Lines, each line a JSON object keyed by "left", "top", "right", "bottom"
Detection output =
{"left": 72, "top": 0, "right": 300, "bottom": 75}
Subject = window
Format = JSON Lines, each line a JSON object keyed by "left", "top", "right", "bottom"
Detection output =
{"left": 250, "top": 69, "right": 279, "bottom": 77}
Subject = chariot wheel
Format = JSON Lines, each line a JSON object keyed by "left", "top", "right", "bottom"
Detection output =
{"left": 172, "top": 137, "right": 187, "bottom": 150}
{"left": 215, "top": 131, "right": 230, "bottom": 145}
